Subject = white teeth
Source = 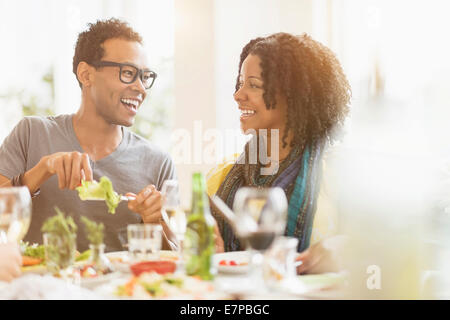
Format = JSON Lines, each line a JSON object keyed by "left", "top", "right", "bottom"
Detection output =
{"left": 241, "top": 109, "right": 255, "bottom": 115}
{"left": 121, "top": 98, "right": 139, "bottom": 108}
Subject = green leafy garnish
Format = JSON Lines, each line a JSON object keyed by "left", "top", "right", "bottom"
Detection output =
{"left": 75, "top": 249, "right": 92, "bottom": 262}
{"left": 140, "top": 281, "right": 164, "bottom": 297}
{"left": 164, "top": 277, "right": 184, "bottom": 288}
{"left": 41, "top": 207, "right": 77, "bottom": 271}
{"left": 23, "top": 244, "right": 46, "bottom": 260}
{"left": 81, "top": 216, "right": 105, "bottom": 245}
{"left": 76, "top": 176, "right": 121, "bottom": 214}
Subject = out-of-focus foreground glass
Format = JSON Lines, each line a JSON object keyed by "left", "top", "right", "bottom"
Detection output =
{"left": 0, "top": 186, "right": 32, "bottom": 243}
{"left": 233, "top": 187, "right": 288, "bottom": 293}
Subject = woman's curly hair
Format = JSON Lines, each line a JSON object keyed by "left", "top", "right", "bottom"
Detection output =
{"left": 237, "top": 32, "right": 351, "bottom": 148}
{"left": 72, "top": 18, "right": 143, "bottom": 88}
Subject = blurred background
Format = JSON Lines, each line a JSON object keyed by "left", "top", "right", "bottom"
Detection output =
{"left": 1, "top": 0, "right": 450, "bottom": 298}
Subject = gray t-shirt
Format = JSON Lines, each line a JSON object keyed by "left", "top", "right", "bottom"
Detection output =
{"left": 0, "top": 114, "right": 176, "bottom": 252}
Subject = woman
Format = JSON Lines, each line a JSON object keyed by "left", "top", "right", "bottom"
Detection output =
{"left": 208, "top": 33, "right": 351, "bottom": 260}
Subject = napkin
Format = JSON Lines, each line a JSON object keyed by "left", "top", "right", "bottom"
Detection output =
{"left": 0, "top": 274, "right": 103, "bottom": 300}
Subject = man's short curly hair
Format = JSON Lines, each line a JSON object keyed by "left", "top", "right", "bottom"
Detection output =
{"left": 72, "top": 18, "right": 143, "bottom": 88}
{"left": 237, "top": 32, "right": 351, "bottom": 148}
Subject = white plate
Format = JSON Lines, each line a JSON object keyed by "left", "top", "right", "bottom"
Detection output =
{"left": 105, "top": 251, "right": 131, "bottom": 273}
{"left": 21, "top": 265, "right": 48, "bottom": 275}
{"left": 105, "top": 251, "right": 129, "bottom": 261}
{"left": 296, "top": 272, "right": 347, "bottom": 291}
{"left": 80, "top": 272, "right": 123, "bottom": 290}
{"left": 213, "top": 251, "right": 250, "bottom": 274}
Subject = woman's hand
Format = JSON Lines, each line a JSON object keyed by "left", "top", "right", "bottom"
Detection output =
{"left": 0, "top": 243, "right": 22, "bottom": 282}
{"left": 295, "top": 235, "right": 348, "bottom": 275}
{"left": 127, "top": 185, "right": 162, "bottom": 224}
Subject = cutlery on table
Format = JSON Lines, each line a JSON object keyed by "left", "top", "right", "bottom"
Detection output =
{"left": 209, "top": 195, "right": 237, "bottom": 230}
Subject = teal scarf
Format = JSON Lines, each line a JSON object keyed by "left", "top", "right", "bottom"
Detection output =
{"left": 212, "top": 139, "right": 324, "bottom": 252}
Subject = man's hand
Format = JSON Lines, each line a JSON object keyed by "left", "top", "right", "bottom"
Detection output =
{"left": 295, "top": 235, "right": 348, "bottom": 275}
{"left": 127, "top": 186, "right": 179, "bottom": 250}
{"left": 0, "top": 243, "right": 22, "bottom": 282}
{"left": 1, "top": 151, "right": 93, "bottom": 194}
{"left": 127, "top": 185, "right": 162, "bottom": 223}
{"left": 41, "top": 152, "right": 93, "bottom": 189}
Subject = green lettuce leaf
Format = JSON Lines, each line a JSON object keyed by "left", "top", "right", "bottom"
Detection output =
{"left": 75, "top": 249, "right": 92, "bottom": 262}
{"left": 76, "top": 176, "right": 121, "bottom": 214}
{"left": 21, "top": 242, "right": 46, "bottom": 260}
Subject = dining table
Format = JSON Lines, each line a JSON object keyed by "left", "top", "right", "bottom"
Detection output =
{"left": 0, "top": 249, "right": 347, "bottom": 301}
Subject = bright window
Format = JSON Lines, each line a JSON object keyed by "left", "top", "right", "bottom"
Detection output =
{"left": 0, "top": 0, "right": 174, "bottom": 150}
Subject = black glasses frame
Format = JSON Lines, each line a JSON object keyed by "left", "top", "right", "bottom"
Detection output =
{"left": 91, "top": 60, "right": 157, "bottom": 89}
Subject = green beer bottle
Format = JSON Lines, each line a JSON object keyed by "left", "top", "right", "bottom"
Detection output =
{"left": 184, "top": 172, "right": 216, "bottom": 280}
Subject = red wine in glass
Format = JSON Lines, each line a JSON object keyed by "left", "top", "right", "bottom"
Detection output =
{"left": 241, "top": 231, "right": 276, "bottom": 251}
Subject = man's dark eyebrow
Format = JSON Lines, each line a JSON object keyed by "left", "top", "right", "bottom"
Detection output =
{"left": 123, "top": 61, "right": 151, "bottom": 70}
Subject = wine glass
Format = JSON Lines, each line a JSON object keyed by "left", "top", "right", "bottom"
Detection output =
{"left": 161, "top": 180, "right": 186, "bottom": 260}
{"left": 0, "top": 186, "right": 32, "bottom": 243}
{"left": 233, "top": 187, "right": 288, "bottom": 293}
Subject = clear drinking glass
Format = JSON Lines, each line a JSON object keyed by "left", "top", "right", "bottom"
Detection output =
{"left": 0, "top": 186, "right": 32, "bottom": 243}
{"left": 43, "top": 231, "right": 77, "bottom": 280}
{"left": 127, "top": 224, "right": 163, "bottom": 262}
{"left": 161, "top": 180, "right": 186, "bottom": 258}
{"left": 233, "top": 187, "right": 288, "bottom": 293}
{"left": 263, "top": 236, "right": 301, "bottom": 290}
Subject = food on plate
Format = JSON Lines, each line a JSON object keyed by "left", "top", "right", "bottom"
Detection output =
{"left": 20, "top": 241, "right": 46, "bottom": 267}
{"left": 218, "top": 259, "right": 248, "bottom": 266}
{"left": 78, "top": 263, "right": 113, "bottom": 278}
{"left": 214, "top": 252, "right": 250, "bottom": 274}
{"left": 21, "top": 242, "right": 45, "bottom": 259}
{"left": 22, "top": 256, "right": 43, "bottom": 267}
{"left": 76, "top": 176, "right": 121, "bottom": 214}
{"left": 115, "top": 272, "right": 215, "bottom": 299}
{"left": 130, "top": 261, "right": 177, "bottom": 276}
{"left": 159, "top": 250, "right": 179, "bottom": 261}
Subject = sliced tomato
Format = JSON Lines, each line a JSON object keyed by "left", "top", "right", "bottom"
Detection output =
{"left": 229, "top": 260, "right": 237, "bottom": 266}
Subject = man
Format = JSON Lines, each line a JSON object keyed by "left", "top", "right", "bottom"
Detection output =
{"left": 0, "top": 18, "right": 176, "bottom": 252}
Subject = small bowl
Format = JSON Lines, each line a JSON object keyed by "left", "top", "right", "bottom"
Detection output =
{"left": 130, "top": 260, "right": 177, "bottom": 276}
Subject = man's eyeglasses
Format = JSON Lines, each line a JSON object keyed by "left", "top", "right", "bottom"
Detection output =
{"left": 91, "top": 61, "right": 157, "bottom": 89}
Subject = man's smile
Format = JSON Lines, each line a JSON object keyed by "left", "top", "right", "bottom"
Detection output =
{"left": 120, "top": 96, "right": 143, "bottom": 114}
